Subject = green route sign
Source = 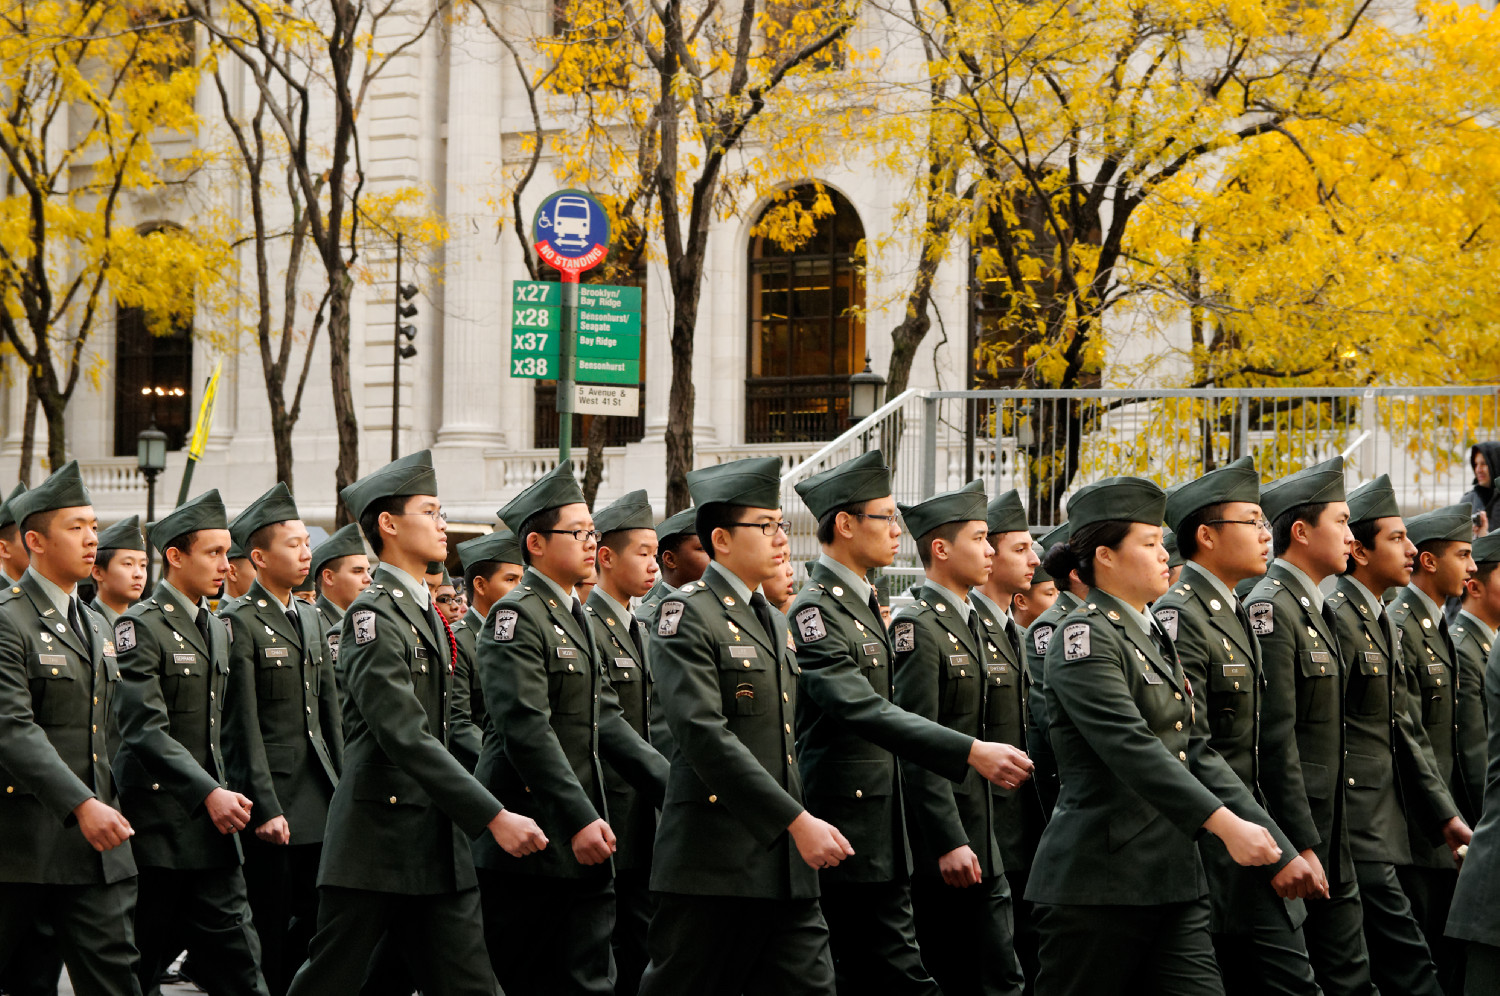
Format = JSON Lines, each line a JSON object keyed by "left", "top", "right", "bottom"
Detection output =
{"left": 510, "top": 278, "right": 642, "bottom": 385}
{"left": 510, "top": 281, "right": 560, "bottom": 380}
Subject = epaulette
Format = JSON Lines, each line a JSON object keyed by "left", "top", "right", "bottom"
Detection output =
{"left": 673, "top": 580, "right": 710, "bottom": 600}
{"left": 0, "top": 584, "right": 23, "bottom": 606}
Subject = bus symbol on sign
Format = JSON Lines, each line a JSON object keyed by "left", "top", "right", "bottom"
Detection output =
{"left": 532, "top": 189, "right": 610, "bottom": 279}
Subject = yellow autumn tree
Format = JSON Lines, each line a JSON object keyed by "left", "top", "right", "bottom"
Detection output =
{"left": 0, "top": 1, "right": 214, "bottom": 476}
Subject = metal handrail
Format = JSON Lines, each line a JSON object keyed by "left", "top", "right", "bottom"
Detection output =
{"left": 927, "top": 386, "right": 1500, "bottom": 400}
{"left": 779, "top": 388, "right": 922, "bottom": 484}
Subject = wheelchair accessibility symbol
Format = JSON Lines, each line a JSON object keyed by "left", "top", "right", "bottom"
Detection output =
{"left": 533, "top": 189, "right": 611, "bottom": 278}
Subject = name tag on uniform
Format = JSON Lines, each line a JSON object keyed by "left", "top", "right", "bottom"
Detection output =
{"left": 1142, "top": 668, "right": 1164, "bottom": 685}
{"left": 263, "top": 647, "right": 289, "bottom": 659}
{"left": 862, "top": 642, "right": 880, "bottom": 657}
{"left": 414, "top": 647, "right": 429, "bottom": 660}
{"left": 948, "top": 654, "right": 971, "bottom": 668}
{"left": 556, "top": 647, "right": 579, "bottom": 659}
{"left": 173, "top": 653, "right": 196, "bottom": 664}
{"left": 1428, "top": 663, "right": 1445, "bottom": 674}
{"left": 1222, "top": 664, "right": 1249, "bottom": 677}
{"left": 988, "top": 660, "right": 1009, "bottom": 674}
{"left": 1364, "top": 651, "right": 1382, "bottom": 664}
{"left": 1309, "top": 651, "right": 1331, "bottom": 664}
{"left": 38, "top": 653, "right": 65, "bottom": 668}
{"left": 730, "top": 646, "right": 758, "bottom": 659}
{"left": 614, "top": 657, "right": 635, "bottom": 669}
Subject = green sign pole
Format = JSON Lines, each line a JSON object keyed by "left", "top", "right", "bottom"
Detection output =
{"left": 558, "top": 277, "right": 579, "bottom": 461}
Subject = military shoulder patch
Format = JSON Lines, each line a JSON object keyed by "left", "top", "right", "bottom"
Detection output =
{"left": 494, "top": 609, "right": 519, "bottom": 642}
{"left": 352, "top": 609, "right": 377, "bottom": 646}
{"left": 1155, "top": 607, "right": 1179, "bottom": 642}
{"left": 114, "top": 619, "right": 136, "bottom": 653}
{"left": 795, "top": 606, "right": 827, "bottom": 643}
{"left": 1062, "top": 621, "right": 1091, "bottom": 660}
{"left": 893, "top": 620, "right": 915, "bottom": 652}
{"left": 327, "top": 632, "right": 340, "bottom": 662}
{"left": 1032, "top": 623, "right": 1054, "bottom": 657}
{"left": 658, "top": 601, "right": 685, "bottom": 637}
{"left": 1247, "top": 601, "right": 1274, "bottom": 636}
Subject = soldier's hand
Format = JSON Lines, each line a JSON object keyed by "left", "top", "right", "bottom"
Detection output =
{"left": 937, "top": 845, "right": 982, "bottom": 888}
{"left": 489, "top": 810, "right": 548, "bottom": 858}
{"left": 205, "top": 787, "right": 253, "bottom": 834}
{"left": 571, "top": 818, "right": 617, "bottom": 866}
{"left": 968, "top": 740, "right": 1034, "bottom": 790}
{"left": 1270, "top": 852, "right": 1328, "bottom": 900}
{"left": 254, "top": 815, "right": 291, "bottom": 845}
{"left": 73, "top": 797, "right": 133, "bottom": 852}
{"left": 788, "top": 811, "right": 854, "bottom": 871}
{"left": 1442, "top": 817, "right": 1473, "bottom": 860}
{"left": 1204, "top": 807, "right": 1281, "bottom": 867}
{"left": 1476, "top": 511, "right": 1489, "bottom": 537}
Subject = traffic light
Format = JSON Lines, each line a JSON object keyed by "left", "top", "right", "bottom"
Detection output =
{"left": 397, "top": 282, "right": 418, "bottom": 358}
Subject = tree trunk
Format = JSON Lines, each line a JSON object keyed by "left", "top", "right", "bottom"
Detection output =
{"left": 18, "top": 374, "right": 37, "bottom": 487}
{"left": 582, "top": 415, "right": 607, "bottom": 507}
{"left": 328, "top": 273, "right": 360, "bottom": 525}
{"left": 663, "top": 285, "right": 699, "bottom": 515}
{"left": 38, "top": 374, "right": 68, "bottom": 474}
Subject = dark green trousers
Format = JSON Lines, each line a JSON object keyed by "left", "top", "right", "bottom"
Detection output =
{"left": 0, "top": 919, "right": 63, "bottom": 996}
{"left": 241, "top": 840, "right": 321, "bottom": 996}
{"left": 637, "top": 894, "right": 835, "bottom": 996}
{"left": 478, "top": 870, "right": 615, "bottom": 996}
{"left": 134, "top": 867, "right": 267, "bottom": 996}
{"left": 1301, "top": 877, "right": 1378, "bottom": 996}
{"left": 821, "top": 879, "right": 939, "bottom": 995}
{"left": 0, "top": 881, "right": 141, "bottom": 996}
{"left": 1211, "top": 920, "right": 1320, "bottom": 996}
{"left": 612, "top": 866, "right": 654, "bottom": 996}
{"left": 287, "top": 886, "right": 496, "bottom": 996}
{"left": 1356, "top": 862, "right": 1443, "bottom": 996}
{"left": 1397, "top": 864, "right": 1464, "bottom": 994}
{"left": 1035, "top": 898, "right": 1223, "bottom": 996}
{"left": 911, "top": 875, "right": 1024, "bottom": 996}
{"left": 1462, "top": 941, "right": 1500, "bottom": 996}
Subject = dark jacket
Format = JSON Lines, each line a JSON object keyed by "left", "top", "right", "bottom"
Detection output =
{"left": 1445, "top": 642, "right": 1500, "bottom": 946}
{"left": 1462, "top": 442, "right": 1500, "bottom": 526}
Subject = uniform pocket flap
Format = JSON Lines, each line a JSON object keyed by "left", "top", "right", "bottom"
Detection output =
{"left": 804, "top": 758, "right": 893, "bottom": 801}
{"left": 1298, "top": 651, "right": 1335, "bottom": 678}
{"left": 352, "top": 763, "right": 430, "bottom": 808}
{"left": 717, "top": 643, "right": 766, "bottom": 671}
{"left": 1343, "top": 752, "right": 1391, "bottom": 794}
{"left": 25, "top": 654, "right": 72, "bottom": 680}
{"left": 1300, "top": 760, "right": 1330, "bottom": 800}
{"left": 263, "top": 742, "right": 299, "bottom": 776}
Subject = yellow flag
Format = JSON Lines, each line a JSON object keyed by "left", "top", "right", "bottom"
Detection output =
{"left": 187, "top": 361, "right": 223, "bottom": 461}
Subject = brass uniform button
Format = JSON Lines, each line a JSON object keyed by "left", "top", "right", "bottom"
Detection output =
{"left": 708, "top": 795, "right": 717, "bottom": 803}
{"left": 855, "top": 790, "right": 863, "bottom": 799}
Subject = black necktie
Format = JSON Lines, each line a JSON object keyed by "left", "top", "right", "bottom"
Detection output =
{"left": 867, "top": 592, "right": 882, "bottom": 623}
{"left": 1004, "top": 617, "right": 1020, "bottom": 658}
{"left": 569, "top": 600, "right": 593, "bottom": 663}
{"left": 195, "top": 606, "right": 213, "bottom": 649}
{"left": 749, "top": 591, "right": 777, "bottom": 644}
{"left": 628, "top": 616, "right": 643, "bottom": 657}
{"left": 966, "top": 608, "right": 986, "bottom": 650}
{"left": 68, "top": 597, "right": 89, "bottom": 648}
{"left": 286, "top": 606, "right": 301, "bottom": 642}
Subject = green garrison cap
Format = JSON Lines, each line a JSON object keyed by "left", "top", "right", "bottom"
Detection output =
{"left": 874, "top": 574, "right": 892, "bottom": 606}
{"left": 1164, "top": 457, "right": 1260, "bottom": 533}
{"left": 148, "top": 489, "right": 228, "bottom": 553}
{"left": 899, "top": 480, "right": 987, "bottom": 541}
{"left": 595, "top": 489, "right": 655, "bottom": 536}
{"left": 687, "top": 456, "right": 783, "bottom": 510}
{"left": 11, "top": 461, "right": 90, "bottom": 526}
{"left": 97, "top": 515, "right": 146, "bottom": 553}
{"left": 1347, "top": 474, "right": 1401, "bottom": 525}
{"left": 436, "top": 566, "right": 455, "bottom": 587}
{"left": 310, "top": 523, "right": 367, "bottom": 575}
{"left": 227, "top": 540, "right": 248, "bottom": 561}
{"left": 0, "top": 482, "right": 28, "bottom": 530}
{"left": 1407, "top": 504, "right": 1475, "bottom": 547}
{"left": 1065, "top": 476, "right": 1166, "bottom": 533}
{"left": 498, "top": 463, "right": 587, "bottom": 534}
{"left": 1038, "top": 521, "right": 1070, "bottom": 550}
{"left": 229, "top": 483, "right": 300, "bottom": 552}
{"left": 1262, "top": 456, "right": 1345, "bottom": 524}
{"left": 655, "top": 507, "right": 698, "bottom": 543}
{"left": 986, "top": 489, "right": 1029, "bottom": 535}
{"left": 340, "top": 449, "right": 438, "bottom": 523}
{"left": 1030, "top": 546, "right": 1054, "bottom": 585}
{"left": 794, "top": 450, "right": 892, "bottom": 520}
{"left": 457, "top": 529, "right": 523, "bottom": 571}
{"left": 1470, "top": 532, "right": 1500, "bottom": 565}
{"left": 1164, "top": 530, "right": 1184, "bottom": 568}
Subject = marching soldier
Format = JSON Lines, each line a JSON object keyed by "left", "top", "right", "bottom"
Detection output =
{"left": 0, "top": 462, "right": 141, "bottom": 996}
{"left": 791, "top": 454, "right": 1028, "bottom": 996}
{"left": 1023, "top": 522, "right": 1077, "bottom": 815}
{"left": 1453, "top": 533, "right": 1499, "bottom": 815}
{"left": 224, "top": 539, "right": 257, "bottom": 606}
{"left": 1327, "top": 476, "right": 1462, "bottom": 996}
{"left": 111, "top": 490, "right": 269, "bottom": 996}
{"left": 1155, "top": 458, "right": 1324, "bottom": 994}
{"left": 477, "top": 468, "right": 668, "bottom": 996}
{"left": 448, "top": 528, "right": 523, "bottom": 774}
{"left": 90, "top": 517, "right": 149, "bottom": 628}
{"left": 968, "top": 489, "right": 1048, "bottom": 990}
{"left": 1248, "top": 456, "right": 1376, "bottom": 996}
{"left": 285, "top": 450, "right": 545, "bottom": 996}
{"left": 640, "top": 457, "right": 853, "bottom": 995}
{"left": 219, "top": 484, "right": 342, "bottom": 996}
{"left": 0, "top": 483, "right": 31, "bottom": 584}
{"left": 1444, "top": 638, "right": 1500, "bottom": 991}
{"left": 1028, "top": 476, "right": 1283, "bottom": 994}
{"left": 891, "top": 480, "right": 1028, "bottom": 996}
{"left": 582, "top": 491, "right": 662, "bottom": 996}
{"left": 1390, "top": 504, "right": 1479, "bottom": 988}
{"left": 1009, "top": 547, "right": 1057, "bottom": 631}
{"left": 635, "top": 507, "right": 705, "bottom": 637}
{"left": 308, "top": 523, "right": 369, "bottom": 639}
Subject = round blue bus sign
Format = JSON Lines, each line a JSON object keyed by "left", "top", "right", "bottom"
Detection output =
{"left": 532, "top": 189, "right": 611, "bottom": 280}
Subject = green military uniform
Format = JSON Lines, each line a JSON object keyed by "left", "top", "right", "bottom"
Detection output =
{"left": 309, "top": 523, "right": 365, "bottom": 654}
{"left": 1028, "top": 477, "right": 1267, "bottom": 994}
{"left": 286, "top": 451, "right": 504, "bottom": 996}
{"left": 219, "top": 538, "right": 252, "bottom": 615}
{"left": 449, "top": 529, "right": 522, "bottom": 776}
{"left": 1248, "top": 457, "right": 1376, "bottom": 996}
{"left": 1444, "top": 638, "right": 1500, "bottom": 992}
{"left": 1154, "top": 459, "right": 1317, "bottom": 995}
{"left": 637, "top": 506, "right": 699, "bottom": 758}
{"left": 891, "top": 481, "right": 1024, "bottom": 996}
{"left": 1390, "top": 505, "right": 1479, "bottom": 990}
{"left": 0, "top": 464, "right": 141, "bottom": 996}
{"left": 89, "top": 516, "right": 146, "bottom": 630}
{"left": 1451, "top": 531, "right": 1499, "bottom": 825}
{"left": 1023, "top": 522, "right": 1074, "bottom": 815}
{"left": 1322, "top": 477, "right": 1453, "bottom": 996}
{"left": 789, "top": 452, "right": 976, "bottom": 995}
{"left": 219, "top": 484, "right": 343, "bottom": 996}
{"left": 112, "top": 490, "right": 269, "bottom": 996}
{"left": 638, "top": 458, "right": 834, "bottom": 996}
{"left": 477, "top": 470, "right": 668, "bottom": 996}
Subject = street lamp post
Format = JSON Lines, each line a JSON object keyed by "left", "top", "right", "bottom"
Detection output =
{"left": 137, "top": 423, "right": 168, "bottom": 587}
{"left": 847, "top": 351, "right": 886, "bottom": 452}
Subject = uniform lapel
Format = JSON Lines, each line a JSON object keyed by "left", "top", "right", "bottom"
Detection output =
{"left": 19, "top": 574, "right": 88, "bottom": 660}
{"left": 705, "top": 569, "right": 779, "bottom": 659}
{"left": 377, "top": 567, "right": 443, "bottom": 658}
{"left": 1095, "top": 590, "right": 1185, "bottom": 693}
{"left": 920, "top": 582, "right": 984, "bottom": 661}
{"left": 151, "top": 583, "right": 210, "bottom": 658}
{"left": 1402, "top": 584, "right": 1455, "bottom": 668}
{"left": 1269, "top": 564, "right": 1336, "bottom": 647}
{"left": 1335, "top": 577, "right": 1392, "bottom": 658}
{"left": 525, "top": 568, "right": 592, "bottom": 658}
{"left": 586, "top": 589, "right": 643, "bottom": 666}
{"left": 809, "top": 562, "right": 888, "bottom": 654}
{"left": 1182, "top": 565, "right": 1255, "bottom": 660}
{"left": 249, "top": 582, "right": 303, "bottom": 648}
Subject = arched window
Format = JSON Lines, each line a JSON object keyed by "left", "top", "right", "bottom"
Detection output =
{"left": 746, "top": 185, "right": 865, "bottom": 443}
{"left": 114, "top": 226, "right": 194, "bottom": 456}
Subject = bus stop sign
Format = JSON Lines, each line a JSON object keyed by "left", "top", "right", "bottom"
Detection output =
{"left": 532, "top": 189, "right": 611, "bottom": 282}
